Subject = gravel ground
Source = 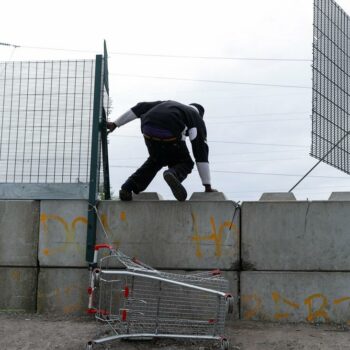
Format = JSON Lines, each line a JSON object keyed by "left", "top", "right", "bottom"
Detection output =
{"left": 1, "top": 313, "right": 350, "bottom": 350}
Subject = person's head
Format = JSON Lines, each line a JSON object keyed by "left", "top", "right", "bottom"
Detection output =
{"left": 189, "top": 103, "right": 205, "bottom": 118}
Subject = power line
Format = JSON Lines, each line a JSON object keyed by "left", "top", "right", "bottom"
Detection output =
{"left": 212, "top": 170, "right": 349, "bottom": 179}
{"left": 225, "top": 184, "right": 350, "bottom": 194}
{"left": 207, "top": 117, "right": 307, "bottom": 124}
{"left": 0, "top": 42, "right": 19, "bottom": 48}
{"left": 8, "top": 43, "right": 311, "bottom": 62}
{"left": 210, "top": 140, "right": 308, "bottom": 148}
{"left": 209, "top": 111, "right": 310, "bottom": 119}
{"left": 110, "top": 134, "right": 309, "bottom": 148}
{"left": 110, "top": 156, "right": 305, "bottom": 163}
{"left": 109, "top": 51, "right": 311, "bottom": 62}
{"left": 13, "top": 44, "right": 96, "bottom": 54}
{"left": 211, "top": 149, "right": 307, "bottom": 156}
{"left": 108, "top": 164, "right": 350, "bottom": 180}
{"left": 111, "top": 73, "right": 311, "bottom": 89}
{"left": 1, "top": 42, "right": 311, "bottom": 88}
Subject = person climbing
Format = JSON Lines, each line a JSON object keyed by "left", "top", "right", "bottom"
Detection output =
{"left": 107, "top": 100, "right": 217, "bottom": 201}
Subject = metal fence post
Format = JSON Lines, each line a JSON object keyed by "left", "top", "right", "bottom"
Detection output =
{"left": 86, "top": 54, "right": 103, "bottom": 262}
{"left": 102, "top": 40, "right": 111, "bottom": 200}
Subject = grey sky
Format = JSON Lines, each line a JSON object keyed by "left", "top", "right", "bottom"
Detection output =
{"left": 1, "top": 0, "right": 350, "bottom": 200}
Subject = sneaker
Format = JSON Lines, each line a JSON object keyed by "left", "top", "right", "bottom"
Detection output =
{"left": 119, "top": 189, "right": 132, "bottom": 201}
{"left": 163, "top": 170, "right": 187, "bottom": 201}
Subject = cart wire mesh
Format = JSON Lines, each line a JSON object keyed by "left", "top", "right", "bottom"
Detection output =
{"left": 0, "top": 60, "right": 96, "bottom": 183}
{"left": 96, "top": 270, "right": 228, "bottom": 337}
{"left": 311, "top": 0, "right": 350, "bottom": 174}
{"left": 88, "top": 246, "right": 232, "bottom": 349}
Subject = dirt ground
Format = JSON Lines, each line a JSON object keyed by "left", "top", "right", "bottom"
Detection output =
{"left": 1, "top": 313, "right": 350, "bottom": 350}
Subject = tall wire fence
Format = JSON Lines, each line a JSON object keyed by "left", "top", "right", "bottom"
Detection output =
{"left": 0, "top": 60, "right": 96, "bottom": 183}
{"left": 311, "top": 0, "right": 350, "bottom": 174}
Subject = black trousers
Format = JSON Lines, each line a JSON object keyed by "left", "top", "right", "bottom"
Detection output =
{"left": 122, "top": 138, "right": 194, "bottom": 194}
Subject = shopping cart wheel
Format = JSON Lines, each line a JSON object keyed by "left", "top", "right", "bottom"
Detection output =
{"left": 226, "top": 295, "right": 234, "bottom": 314}
{"left": 86, "top": 341, "right": 93, "bottom": 349}
{"left": 220, "top": 338, "right": 230, "bottom": 350}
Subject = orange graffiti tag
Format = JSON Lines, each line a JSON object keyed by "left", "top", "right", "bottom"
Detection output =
{"left": 100, "top": 213, "right": 121, "bottom": 249}
{"left": 40, "top": 213, "right": 88, "bottom": 256}
{"left": 272, "top": 291, "right": 300, "bottom": 320}
{"left": 191, "top": 213, "right": 237, "bottom": 258}
{"left": 241, "top": 294, "right": 262, "bottom": 320}
{"left": 120, "top": 211, "right": 126, "bottom": 221}
{"left": 304, "top": 293, "right": 330, "bottom": 322}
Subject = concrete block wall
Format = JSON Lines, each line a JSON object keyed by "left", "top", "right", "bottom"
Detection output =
{"left": 36, "top": 198, "right": 240, "bottom": 316}
{"left": 3, "top": 197, "right": 350, "bottom": 324}
{"left": 0, "top": 201, "right": 39, "bottom": 312}
{"left": 241, "top": 201, "right": 350, "bottom": 323}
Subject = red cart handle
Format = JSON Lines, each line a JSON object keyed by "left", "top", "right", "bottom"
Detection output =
{"left": 94, "top": 244, "right": 112, "bottom": 251}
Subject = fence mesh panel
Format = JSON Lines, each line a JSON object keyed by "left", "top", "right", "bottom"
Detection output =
{"left": 0, "top": 59, "right": 96, "bottom": 183}
{"left": 311, "top": 0, "right": 350, "bottom": 174}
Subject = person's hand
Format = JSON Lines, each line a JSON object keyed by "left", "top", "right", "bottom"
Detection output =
{"left": 204, "top": 184, "right": 218, "bottom": 192}
{"left": 106, "top": 122, "right": 117, "bottom": 133}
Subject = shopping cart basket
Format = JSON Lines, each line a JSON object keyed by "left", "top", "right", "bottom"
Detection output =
{"left": 86, "top": 244, "right": 233, "bottom": 349}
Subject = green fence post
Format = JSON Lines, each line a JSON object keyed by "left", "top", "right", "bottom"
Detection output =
{"left": 86, "top": 54, "right": 103, "bottom": 262}
{"left": 102, "top": 40, "right": 111, "bottom": 200}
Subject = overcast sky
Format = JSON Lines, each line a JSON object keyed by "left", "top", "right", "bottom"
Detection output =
{"left": 2, "top": 0, "right": 350, "bottom": 201}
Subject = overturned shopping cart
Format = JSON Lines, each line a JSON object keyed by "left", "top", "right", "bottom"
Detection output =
{"left": 87, "top": 244, "right": 234, "bottom": 349}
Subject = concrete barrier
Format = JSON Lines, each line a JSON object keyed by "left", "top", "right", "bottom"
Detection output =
{"left": 0, "top": 267, "right": 37, "bottom": 312}
{"left": 0, "top": 200, "right": 39, "bottom": 266}
{"left": 37, "top": 268, "right": 88, "bottom": 315}
{"left": 97, "top": 200, "right": 240, "bottom": 270}
{"left": 38, "top": 200, "right": 240, "bottom": 270}
{"left": 39, "top": 200, "right": 89, "bottom": 267}
{"left": 36, "top": 268, "right": 238, "bottom": 317}
{"left": 329, "top": 192, "right": 350, "bottom": 200}
{"left": 189, "top": 192, "right": 227, "bottom": 201}
{"left": 241, "top": 201, "right": 350, "bottom": 270}
{"left": 241, "top": 271, "right": 350, "bottom": 323}
{"left": 259, "top": 192, "right": 296, "bottom": 201}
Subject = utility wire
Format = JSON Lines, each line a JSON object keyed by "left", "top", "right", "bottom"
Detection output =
{"left": 226, "top": 184, "right": 350, "bottom": 194}
{"left": 110, "top": 134, "right": 308, "bottom": 148}
{"left": 110, "top": 51, "right": 311, "bottom": 62}
{"left": 11, "top": 43, "right": 311, "bottom": 62}
{"left": 210, "top": 111, "right": 309, "bottom": 119}
{"left": 1, "top": 42, "right": 311, "bottom": 88}
{"left": 207, "top": 117, "right": 307, "bottom": 124}
{"left": 210, "top": 140, "right": 308, "bottom": 148}
{"left": 108, "top": 164, "right": 350, "bottom": 180}
{"left": 0, "top": 42, "right": 19, "bottom": 48}
{"left": 111, "top": 73, "right": 311, "bottom": 89}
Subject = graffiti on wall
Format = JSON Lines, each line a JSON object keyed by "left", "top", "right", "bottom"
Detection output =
{"left": 191, "top": 213, "right": 238, "bottom": 258}
{"left": 40, "top": 213, "right": 88, "bottom": 256}
{"left": 242, "top": 291, "right": 350, "bottom": 323}
{"left": 40, "top": 208, "right": 239, "bottom": 259}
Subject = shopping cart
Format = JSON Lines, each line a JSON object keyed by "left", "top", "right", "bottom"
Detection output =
{"left": 86, "top": 244, "right": 234, "bottom": 349}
